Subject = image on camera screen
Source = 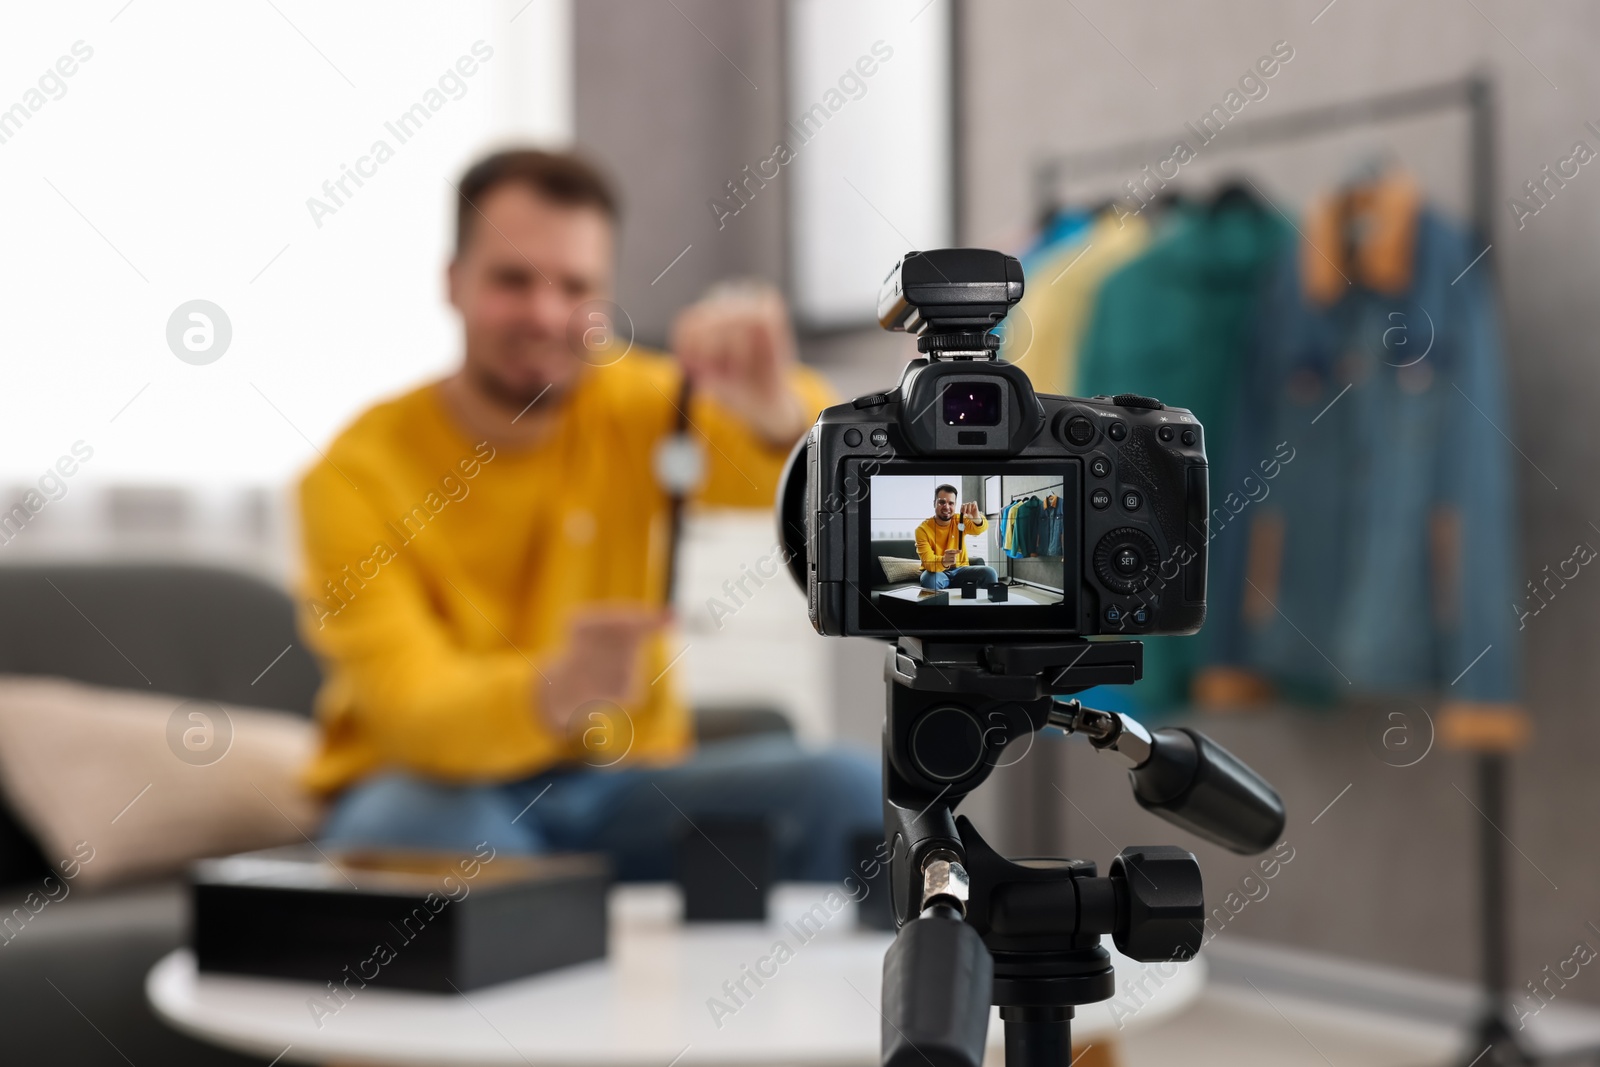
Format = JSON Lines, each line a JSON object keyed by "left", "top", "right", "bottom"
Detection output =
{"left": 868, "top": 474, "right": 1066, "bottom": 607}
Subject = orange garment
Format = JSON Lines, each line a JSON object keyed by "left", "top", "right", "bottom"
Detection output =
{"left": 296, "top": 352, "right": 833, "bottom": 794}
{"left": 1301, "top": 170, "right": 1422, "bottom": 305}
{"left": 914, "top": 514, "right": 985, "bottom": 572}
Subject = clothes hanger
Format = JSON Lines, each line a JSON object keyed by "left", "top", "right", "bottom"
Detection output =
{"left": 1213, "top": 179, "right": 1255, "bottom": 207}
{"left": 1340, "top": 147, "right": 1399, "bottom": 193}
{"left": 1149, "top": 188, "right": 1188, "bottom": 220}
{"left": 1335, "top": 150, "right": 1400, "bottom": 248}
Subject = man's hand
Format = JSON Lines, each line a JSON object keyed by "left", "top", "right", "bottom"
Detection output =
{"left": 538, "top": 606, "right": 666, "bottom": 736}
{"left": 941, "top": 548, "right": 958, "bottom": 570}
{"left": 670, "top": 282, "right": 805, "bottom": 446}
{"left": 960, "top": 501, "right": 982, "bottom": 525}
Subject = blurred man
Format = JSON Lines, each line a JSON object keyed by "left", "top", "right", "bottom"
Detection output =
{"left": 299, "top": 149, "right": 877, "bottom": 880}
{"left": 915, "top": 485, "right": 998, "bottom": 591}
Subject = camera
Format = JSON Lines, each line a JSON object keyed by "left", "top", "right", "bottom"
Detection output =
{"left": 778, "top": 248, "right": 1210, "bottom": 639}
{"left": 776, "top": 256, "right": 1282, "bottom": 1067}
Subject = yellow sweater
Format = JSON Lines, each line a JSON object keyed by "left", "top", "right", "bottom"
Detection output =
{"left": 914, "top": 515, "right": 986, "bottom": 572}
{"left": 296, "top": 352, "right": 832, "bottom": 794}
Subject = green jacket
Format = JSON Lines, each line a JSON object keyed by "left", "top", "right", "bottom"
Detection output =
{"left": 1076, "top": 198, "right": 1291, "bottom": 713}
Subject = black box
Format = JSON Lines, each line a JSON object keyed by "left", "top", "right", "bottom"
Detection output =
{"left": 675, "top": 818, "right": 772, "bottom": 922}
{"left": 191, "top": 845, "right": 609, "bottom": 992}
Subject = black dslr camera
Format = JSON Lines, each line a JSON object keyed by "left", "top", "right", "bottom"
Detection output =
{"left": 779, "top": 247, "right": 1210, "bottom": 640}
{"left": 777, "top": 251, "right": 1283, "bottom": 1067}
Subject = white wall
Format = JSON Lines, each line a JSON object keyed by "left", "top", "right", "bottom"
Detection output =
{"left": 0, "top": 0, "right": 571, "bottom": 490}
{"left": 869, "top": 473, "right": 962, "bottom": 539}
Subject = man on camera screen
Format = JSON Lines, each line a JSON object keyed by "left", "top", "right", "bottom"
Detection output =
{"left": 914, "top": 485, "right": 998, "bottom": 592}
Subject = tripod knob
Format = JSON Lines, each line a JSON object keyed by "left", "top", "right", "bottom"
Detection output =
{"left": 1109, "top": 846, "right": 1205, "bottom": 962}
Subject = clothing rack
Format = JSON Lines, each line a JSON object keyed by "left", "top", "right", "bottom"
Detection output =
{"left": 996, "top": 489, "right": 1063, "bottom": 593}
{"left": 1032, "top": 72, "right": 1495, "bottom": 253}
{"left": 1031, "top": 74, "right": 1548, "bottom": 1067}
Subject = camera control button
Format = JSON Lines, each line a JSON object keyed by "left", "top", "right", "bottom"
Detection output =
{"left": 1130, "top": 606, "right": 1151, "bottom": 626}
{"left": 1089, "top": 456, "right": 1112, "bottom": 478}
{"left": 852, "top": 393, "right": 890, "bottom": 409}
{"left": 1064, "top": 415, "right": 1096, "bottom": 446}
{"left": 1091, "top": 488, "right": 1112, "bottom": 510}
{"left": 1106, "top": 420, "right": 1128, "bottom": 442}
{"left": 844, "top": 428, "right": 863, "bottom": 447}
{"left": 1121, "top": 489, "right": 1143, "bottom": 511}
{"left": 1158, "top": 425, "right": 1175, "bottom": 442}
{"left": 870, "top": 428, "right": 889, "bottom": 447}
{"left": 1181, "top": 428, "right": 1197, "bottom": 446}
{"left": 1104, "top": 604, "right": 1125, "bottom": 625}
{"left": 1094, "top": 528, "right": 1159, "bottom": 594}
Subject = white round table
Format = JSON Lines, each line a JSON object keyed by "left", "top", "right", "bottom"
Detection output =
{"left": 148, "top": 884, "right": 1204, "bottom": 1066}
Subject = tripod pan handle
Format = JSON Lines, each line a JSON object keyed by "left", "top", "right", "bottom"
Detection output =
{"left": 882, "top": 907, "right": 993, "bottom": 1067}
{"left": 1130, "top": 728, "right": 1286, "bottom": 855}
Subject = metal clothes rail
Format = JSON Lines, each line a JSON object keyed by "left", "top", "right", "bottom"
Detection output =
{"left": 1031, "top": 73, "right": 1495, "bottom": 251}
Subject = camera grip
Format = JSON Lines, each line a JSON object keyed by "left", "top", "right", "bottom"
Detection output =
{"left": 1129, "top": 728, "right": 1286, "bottom": 855}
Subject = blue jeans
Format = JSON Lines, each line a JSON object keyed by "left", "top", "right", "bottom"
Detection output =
{"left": 319, "top": 735, "right": 881, "bottom": 882}
{"left": 919, "top": 565, "right": 998, "bottom": 591}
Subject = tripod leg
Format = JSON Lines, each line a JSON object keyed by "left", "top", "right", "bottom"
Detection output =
{"left": 1001, "top": 1006, "right": 1073, "bottom": 1067}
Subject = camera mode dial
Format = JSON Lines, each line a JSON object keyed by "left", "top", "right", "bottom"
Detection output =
{"left": 1111, "top": 393, "right": 1164, "bottom": 410}
{"left": 1094, "top": 528, "right": 1161, "bottom": 595}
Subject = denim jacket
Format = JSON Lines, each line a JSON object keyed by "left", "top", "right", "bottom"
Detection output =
{"left": 1041, "top": 497, "right": 1064, "bottom": 556}
{"left": 1210, "top": 207, "right": 1521, "bottom": 706}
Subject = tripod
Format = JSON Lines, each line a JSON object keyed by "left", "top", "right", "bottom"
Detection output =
{"left": 876, "top": 637, "right": 1286, "bottom": 1067}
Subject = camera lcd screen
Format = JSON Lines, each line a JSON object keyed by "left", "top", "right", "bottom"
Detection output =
{"left": 941, "top": 381, "right": 1002, "bottom": 427}
{"left": 857, "top": 465, "right": 1080, "bottom": 634}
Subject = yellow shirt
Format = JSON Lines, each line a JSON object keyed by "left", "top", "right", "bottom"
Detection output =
{"left": 914, "top": 514, "right": 986, "bottom": 572}
{"left": 296, "top": 352, "right": 833, "bottom": 794}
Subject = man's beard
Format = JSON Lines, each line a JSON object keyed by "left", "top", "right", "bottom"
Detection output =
{"left": 467, "top": 354, "right": 577, "bottom": 412}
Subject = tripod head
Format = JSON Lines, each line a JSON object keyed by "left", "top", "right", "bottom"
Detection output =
{"left": 877, "top": 637, "right": 1284, "bottom": 1067}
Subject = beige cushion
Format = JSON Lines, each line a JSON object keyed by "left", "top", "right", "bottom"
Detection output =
{"left": 0, "top": 675, "right": 324, "bottom": 890}
{"left": 879, "top": 557, "right": 923, "bottom": 585}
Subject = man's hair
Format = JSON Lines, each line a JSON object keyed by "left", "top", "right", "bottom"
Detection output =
{"left": 453, "top": 148, "right": 620, "bottom": 255}
{"left": 934, "top": 484, "right": 958, "bottom": 500}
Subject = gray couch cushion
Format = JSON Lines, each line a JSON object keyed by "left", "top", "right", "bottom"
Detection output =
{"left": 0, "top": 564, "right": 320, "bottom": 716}
{"left": 868, "top": 538, "right": 985, "bottom": 588}
{"left": 0, "top": 564, "right": 320, "bottom": 887}
{"left": 869, "top": 539, "right": 920, "bottom": 587}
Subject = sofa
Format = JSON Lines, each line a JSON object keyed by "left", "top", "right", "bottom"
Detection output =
{"left": 0, "top": 563, "right": 789, "bottom": 1066}
{"left": 867, "top": 537, "right": 989, "bottom": 593}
